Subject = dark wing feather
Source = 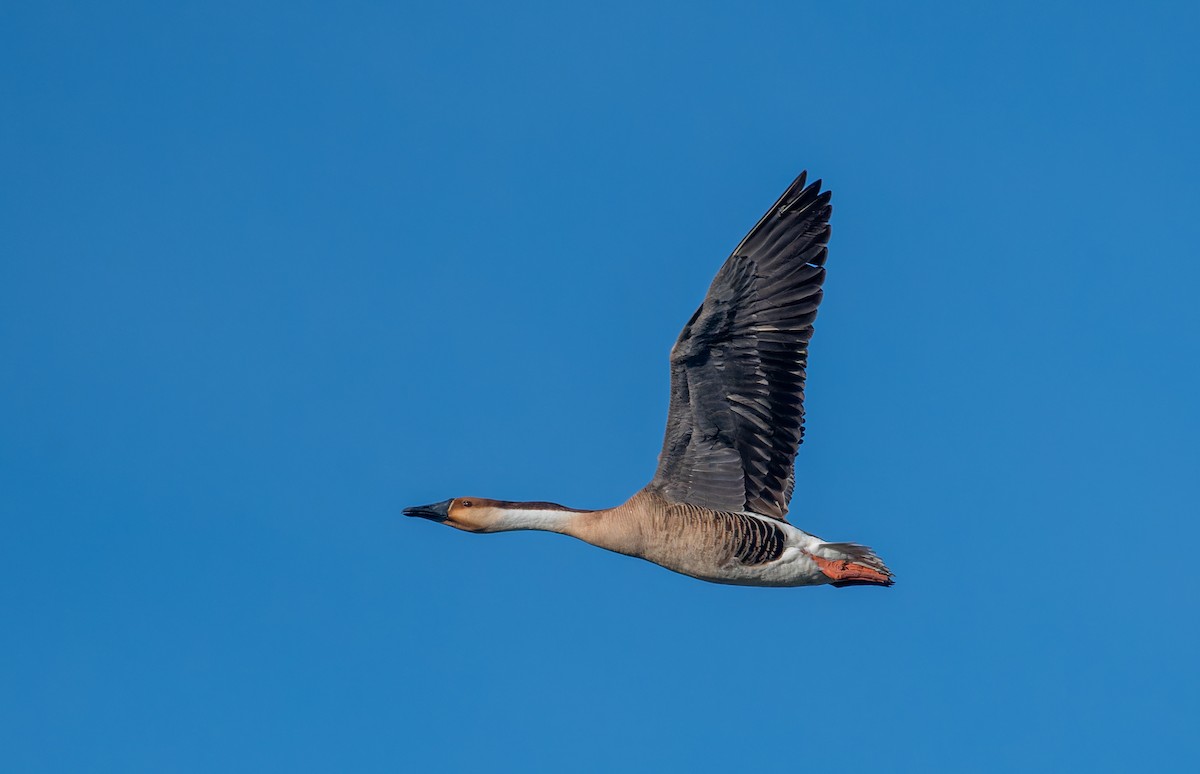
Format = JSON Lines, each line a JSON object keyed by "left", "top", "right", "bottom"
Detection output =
{"left": 648, "top": 172, "right": 832, "bottom": 522}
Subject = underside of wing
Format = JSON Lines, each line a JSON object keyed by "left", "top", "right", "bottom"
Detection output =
{"left": 649, "top": 172, "right": 832, "bottom": 521}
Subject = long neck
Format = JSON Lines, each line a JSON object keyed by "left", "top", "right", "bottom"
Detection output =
{"left": 488, "top": 501, "right": 592, "bottom": 534}
{"left": 489, "top": 498, "right": 644, "bottom": 558}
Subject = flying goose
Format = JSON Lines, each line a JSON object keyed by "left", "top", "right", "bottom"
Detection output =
{"left": 405, "top": 172, "right": 893, "bottom": 588}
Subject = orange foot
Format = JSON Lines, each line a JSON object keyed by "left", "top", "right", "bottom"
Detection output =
{"left": 809, "top": 552, "right": 893, "bottom": 586}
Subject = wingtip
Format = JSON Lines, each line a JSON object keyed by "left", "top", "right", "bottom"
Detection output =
{"left": 778, "top": 175, "right": 831, "bottom": 219}
{"left": 780, "top": 171, "right": 818, "bottom": 200}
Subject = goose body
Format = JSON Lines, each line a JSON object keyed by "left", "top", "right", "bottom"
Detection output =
{"left": 406, "top": 172, "right": 893, "bottom": 588}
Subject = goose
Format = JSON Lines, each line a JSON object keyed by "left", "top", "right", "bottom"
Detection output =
{"left": 405, "top": 172, "right": 893, "bottom": 588}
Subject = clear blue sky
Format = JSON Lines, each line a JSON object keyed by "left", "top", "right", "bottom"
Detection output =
{"left": 2, "top": 2, "right": 1198, "bottom": 771}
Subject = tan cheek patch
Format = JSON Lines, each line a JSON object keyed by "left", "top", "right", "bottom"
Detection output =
{"left": 445, "top": 514, "right": 484, "bottom": 532}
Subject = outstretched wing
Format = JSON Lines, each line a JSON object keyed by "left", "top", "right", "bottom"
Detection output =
{"left": 649, "top": 172, "right": 832, "bottom": 522}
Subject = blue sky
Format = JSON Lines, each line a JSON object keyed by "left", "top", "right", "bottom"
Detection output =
{"left": 2, "top": 2, "right": 1198, "bottom": 771}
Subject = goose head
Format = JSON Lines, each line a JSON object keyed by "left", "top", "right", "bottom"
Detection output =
{"left": 403, "top": 497, "right": 501, "bottom": 532}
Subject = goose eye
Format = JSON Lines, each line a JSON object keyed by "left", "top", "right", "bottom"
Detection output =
{"left": 460, "top": 500, "right": 473, "bottom": 508}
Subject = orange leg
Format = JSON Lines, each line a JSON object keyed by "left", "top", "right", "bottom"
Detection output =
{"left": 808, "top": 552, "right": 892, "bottom": 585}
